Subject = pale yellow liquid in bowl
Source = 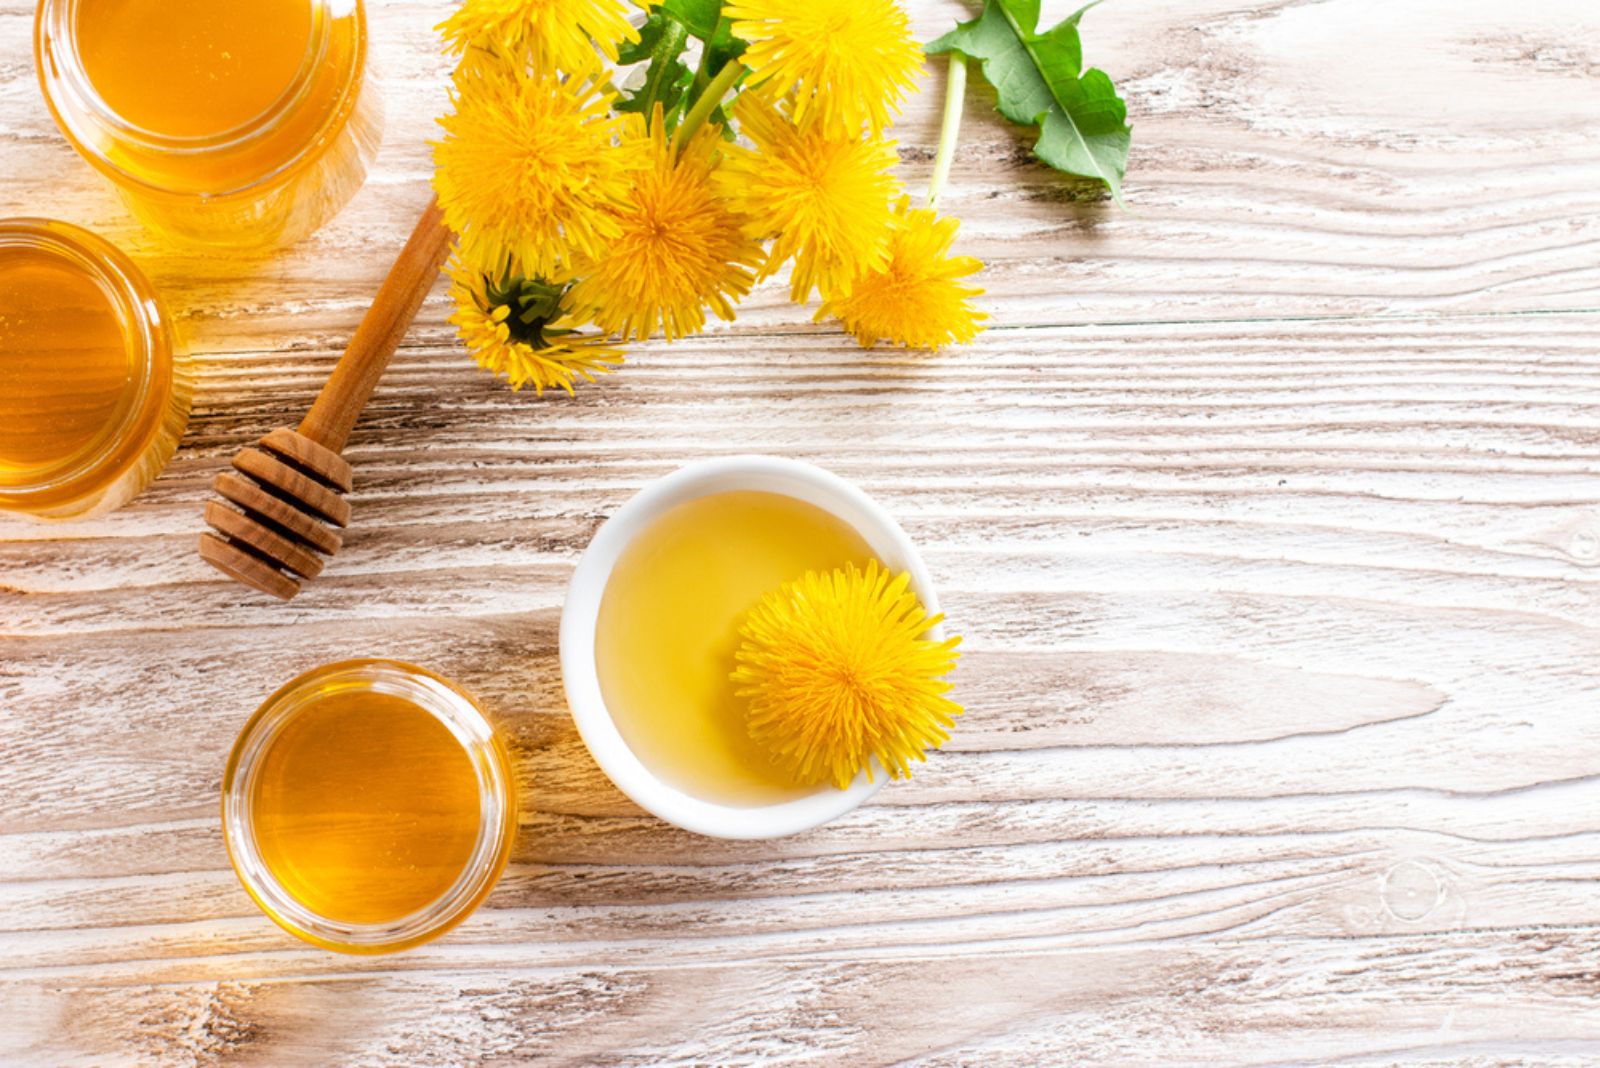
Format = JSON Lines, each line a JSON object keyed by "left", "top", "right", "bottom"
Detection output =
{"left": 595, "top": 491, "right": 875, "bottom": 806}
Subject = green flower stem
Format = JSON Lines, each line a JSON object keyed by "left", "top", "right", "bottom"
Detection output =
{"left": 927, "top": 52, "right": 968, "bottom": 209}
{"left": 675, "top": 59, "right": 745, "bottom": 151}
{"left": 690, "top": 32, "right": 716, "bottom": 98}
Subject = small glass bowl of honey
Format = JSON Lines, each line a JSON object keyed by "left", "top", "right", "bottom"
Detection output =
{"left": 0, "top": 217, "right": 190, "bottom": 520}
{"left": 35, "top": 0, "right": 382, "bottom": 248}
{"left": 222, "top": 659, "right": 517, "bottom": 954}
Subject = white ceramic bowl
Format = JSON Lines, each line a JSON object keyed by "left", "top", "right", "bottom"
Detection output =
{"left": 559, "top": 456, "right": 944, "bottom": 839}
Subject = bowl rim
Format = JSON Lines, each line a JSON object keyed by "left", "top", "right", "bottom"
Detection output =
{"left": 558, "top": 455, "right": 943, "bottom": 839}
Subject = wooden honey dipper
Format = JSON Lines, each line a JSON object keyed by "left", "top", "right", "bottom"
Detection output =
{"left": 200, "top": 198, "right": 453, "bottom": 599}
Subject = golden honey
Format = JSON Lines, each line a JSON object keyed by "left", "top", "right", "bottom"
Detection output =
{"left": 35, "top": 0, "right": 380, "bottom": 247}
{"left": 223, "top": 660, "right": 516, "bottom": 953}
{"left": 252, "top": 690, "right": 483, "bottom": 924}
{"left": 74, "top": 0, "right": 318, "bottom": 141}
{"left": 595, "top": 491, "right": 875, "bottom": 806}
{"left": 0, "top": 218, "right": 189, "bottom": 519}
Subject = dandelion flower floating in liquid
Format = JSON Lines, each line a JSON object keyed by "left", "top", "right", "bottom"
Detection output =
{"left": 446, "top": 261, "right": 624, "bottom": 395}
{"left": 819, "top": 197, "right": 987, "bottom": 351}
{"left": 732, "top": 560, "right": 962, "bottom": 790}
{"left": 568, "top": 113, "right": 765, "bottom": 342}
{"left": 714, "top": 95, "right": 902, "bottom": 303}
{"left": 727, "top": 0, "right": 924, "bottom": 138}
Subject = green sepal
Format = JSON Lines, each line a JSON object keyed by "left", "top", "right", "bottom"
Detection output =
{"left": 482, "top": 273, "right": 569, "bottom": 349}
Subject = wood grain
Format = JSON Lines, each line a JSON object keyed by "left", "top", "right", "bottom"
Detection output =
{"left": 298, "top": 197, "right": 452, "bottom": 452}
{"left": 3, "top": 0, "right": 1600, "bottom": 1064}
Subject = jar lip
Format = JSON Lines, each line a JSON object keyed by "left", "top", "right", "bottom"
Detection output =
{"left": 0, "top": 218, "right": 168, "bottom": 504}
{"left": 222, "top": 659, "right": 516, "bottom": 954}
{"left": 34, "top": 0, "right": 368, "bottom": 198}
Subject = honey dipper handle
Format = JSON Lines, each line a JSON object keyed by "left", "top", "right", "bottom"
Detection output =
{"left": 298, "top": 196, "right": 453, "bottom": 452}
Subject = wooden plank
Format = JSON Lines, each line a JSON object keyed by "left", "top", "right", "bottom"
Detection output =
{"left": 4, "top": 938, "right": 1600, "bottom": 1064}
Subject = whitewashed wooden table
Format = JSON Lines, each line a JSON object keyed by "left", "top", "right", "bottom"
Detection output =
{"left": 4, "top": 0, "right": 1600, "bottom": 1063}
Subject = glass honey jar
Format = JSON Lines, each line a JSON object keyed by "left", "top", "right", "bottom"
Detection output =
{"left": 35, "top": 0, "right": 382, "bottom": 249}
{"left": 222, "top": 660, "right": 518, "bottom": 954}
{"left": 0, "top": 218, "right": 191, "bottom": 520}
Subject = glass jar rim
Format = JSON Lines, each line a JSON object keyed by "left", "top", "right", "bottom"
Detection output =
{"left": 0, "top": 218, "right": 172, "bottom": 507}
{"left": 34, "top": 0, "right": 368, "bottom": 198}
{"left": 222, "top": 658, "right": 517, "bottom": 954}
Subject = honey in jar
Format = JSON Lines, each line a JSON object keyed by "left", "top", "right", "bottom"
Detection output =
{"left": 0, "top": 218, "right": 190, "bottom": 519}
{"left": 35, "top": 0, "right": 381, "bottom": 248}
{"left": 223, "top": 659, "right": 516, "bottom": 953}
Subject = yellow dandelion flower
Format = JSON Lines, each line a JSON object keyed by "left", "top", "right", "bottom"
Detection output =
{"left": 437, "top": 0, "right": 642, "bottom": 74}
{"left": 727, "top": 0, "right": 923, "bottom": 138}
{"left": 714, "top": 95, "right": 902, "bottom": 302}
{"left": 434, "top": 63, "right": 633, "bottom": 279}
{"left": 819, "top": 197, "right": 987, "bottom": 350}
{"left": 732, "top": 560, "right": 962, "bottom": 790}
{"left": 567, "top": 115, "right": 764, "bottom": 341}
{"left": 447, "top": 260, "right": 624, "bottom": 395}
